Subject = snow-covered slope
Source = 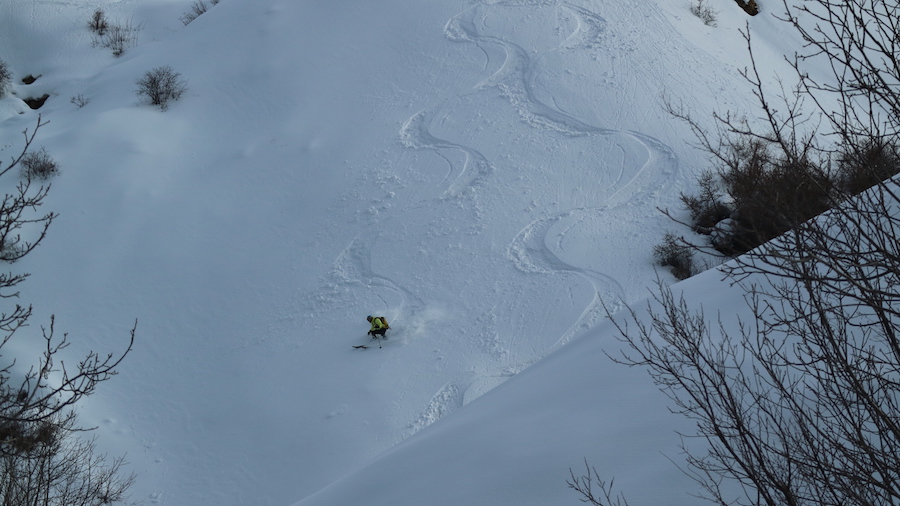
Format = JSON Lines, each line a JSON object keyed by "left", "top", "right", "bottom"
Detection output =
{"left": 292, "top": 317, "right": 699, "bottom": 506}
{"left": 0, "top": 0, "right": 799, "bottom": 504}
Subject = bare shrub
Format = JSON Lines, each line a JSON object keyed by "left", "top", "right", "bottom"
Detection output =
{"left": 135, "top": 65, "right": 187, "bottom": 111}
{"left": 690, "top": 0, "right": 718, "bottom": 26}
{"left": 653, "top": 233, "right": 694, "bottom": 280}
{"left": 88, "top": 7, "right": 109, "bottom": 35}
{"left": 92, "top": 18, "right": 140, "bottom": 57}
{"left": 180, "top": 0, "right": 221, "bottom": 25}
{"left": 719, "top": 138, "right": 834, "bottom": 253}
{"left": 0, "top": 406, "right": 135, "bottom": 505}
{"left": 70, "top": 93, "right": 90, "bottom": 108}
{"left": 0, "top": 58, "right": 11, "bottom": 98}
{"left": 19, "top": 147, "right": 59, "bottom": 180}
{"left": 665, "top": 133, "right": 835, "bottom": 257}
{"left": 180, "top": 0, "right": 209, "bottom": 25}
{"left": 835, "top": 137, "right": 900, "bottom": 196}
{"left": 679, "top": 171, "right": 730, "bottom": 232}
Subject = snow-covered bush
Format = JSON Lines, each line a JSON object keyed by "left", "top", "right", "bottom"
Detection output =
{"left": 135, "top": 66, "right": 187, "bottom": 111}
{"left": 0, "top": 58, "right": 11, "bottom": 98}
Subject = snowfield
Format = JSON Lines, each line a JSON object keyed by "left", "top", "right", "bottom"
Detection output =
{"left": 0, "top": 0, "right": 803, "bottom": 504}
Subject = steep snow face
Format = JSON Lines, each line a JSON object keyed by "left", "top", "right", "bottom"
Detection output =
{"left": 0, "top": 0, "right": 787, "bottom": 504}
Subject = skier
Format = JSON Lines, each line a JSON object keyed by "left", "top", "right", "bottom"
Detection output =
{"left": 366, "top": 315, "right": 388, "bottom": 339}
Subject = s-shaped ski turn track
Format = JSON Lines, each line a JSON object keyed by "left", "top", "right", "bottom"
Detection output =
{"left": 388, "top": 0, "right": 688, "bottom": 436}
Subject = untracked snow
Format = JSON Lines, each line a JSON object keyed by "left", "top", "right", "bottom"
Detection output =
{"left": 0, "top": 0, "right": 803, "bottom": 504}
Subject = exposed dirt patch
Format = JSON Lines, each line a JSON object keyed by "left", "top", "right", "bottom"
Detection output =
{"left": 24, "top": 94, "right": 49, "bottom": 109}
{"left": 734, "top": 0, "right": 759, "bottom": 15}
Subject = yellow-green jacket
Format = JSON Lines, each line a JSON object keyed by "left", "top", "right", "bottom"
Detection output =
{"left": 369, "top": 316, "right": 386, "bottom": 331}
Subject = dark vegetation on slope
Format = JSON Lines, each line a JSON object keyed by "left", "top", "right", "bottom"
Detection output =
{"left": 662, "top": 0, "right": 900, "bottom": 281}
{"left": 656, "top": 129, "right": 900, "bottom": 280}
{"left": 575, "top": 1, "right": 900, "bottom": 506}
{"left": 0, "top": 117, "right": 136, "bottom": 506}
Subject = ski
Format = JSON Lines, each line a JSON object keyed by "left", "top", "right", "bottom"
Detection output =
{"left": 354, "top": 336, "right": 386, "bottom": 349}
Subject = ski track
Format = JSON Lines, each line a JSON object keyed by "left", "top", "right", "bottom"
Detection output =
{"left": 303, "top": 0, "right": 682, "bottom": 436}
{"left": 321, "top": 230, "right": 427, "bottom": 343}
{"left": 398, "top": 0, "right": 680, "bottom": 427}
{"left": 398, "top": 107, "right": 494, "bottom": 198}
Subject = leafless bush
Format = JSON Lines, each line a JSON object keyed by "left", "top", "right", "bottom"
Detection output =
{"left": 679, "top": 171, "right": 729, "bottom": 232}
{"left": 835, "top": 137, "right": 900, "bottom": 196}
{"left": 653, "top": 232, "right": 694, "bottom": 280}
{"left": 0, "top": 391, "right": 135, "bottom": 505}
{"left": 135, "top": 65, "right": 187, "bottom": 111}
{"left": 690, "top": 0, "right": 718, "bottom": 26}
{"left": 0, "top": 58, "right": 11, "bottom": 98}
{"left": 92, "top": 18, "right": 140, "bottom": 57}
{"left": 87, "top": 7, "right": 109, "bottom": 35}
{"left": 18, "top": 147, "right": 59, "bottom": 180}
{"left": 70, "top": 93, "right": 90, "bottom": 109}
{"left": 721, "top": 138, "right": 834, "bottom": 253}
{"left": 180, "top": 0, "right": 221, "bottom": 25}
